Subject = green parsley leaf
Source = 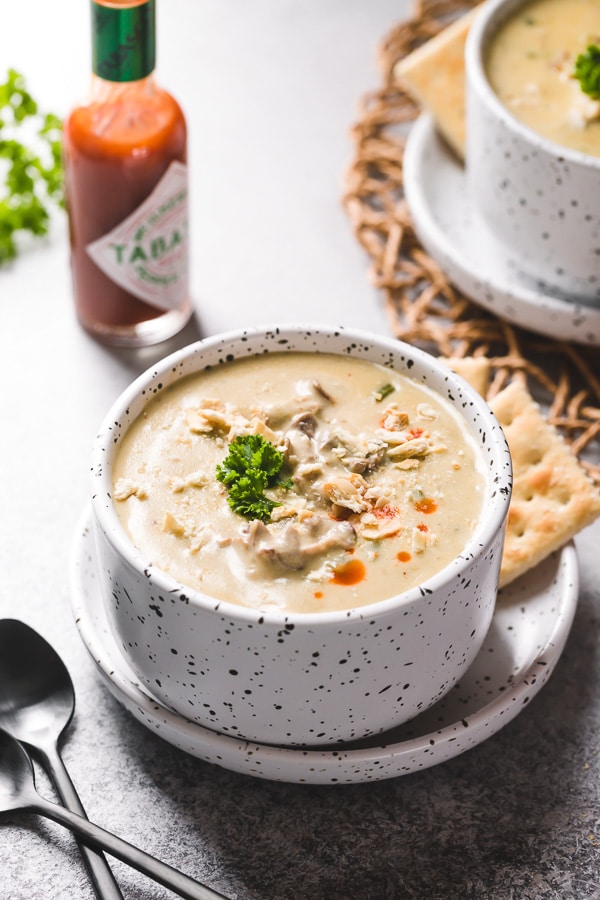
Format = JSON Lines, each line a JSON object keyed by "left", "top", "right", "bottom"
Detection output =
{"left": 574, "top": 44, "right": 600, "bottom": 100}
{"left": 0, "top": 69, "right": 64, "bottom": 266}
{"left": 216, "top": 434, "right": 291, "bottom": 522}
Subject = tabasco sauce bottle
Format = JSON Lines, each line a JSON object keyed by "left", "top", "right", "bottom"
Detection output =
{"left": 63, "top": 0, "right": 191, "bottom": 346}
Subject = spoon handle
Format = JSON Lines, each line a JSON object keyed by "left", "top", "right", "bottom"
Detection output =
{"left": 39, "top": 744, "right": 124, "bottom": 900}
{"left": 30, "top": 793, "right": 227, "bottom": 900}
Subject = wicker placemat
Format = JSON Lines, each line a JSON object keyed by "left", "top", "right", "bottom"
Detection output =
{"left": 343, "top": 0, "right": 600, "bottom": 486}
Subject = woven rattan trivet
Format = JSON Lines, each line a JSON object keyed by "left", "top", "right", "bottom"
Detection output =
{"left": 343, "top": 0, "right": 600, "bottom": 486}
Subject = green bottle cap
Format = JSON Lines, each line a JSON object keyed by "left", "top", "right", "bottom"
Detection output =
{"left": 91, "top": 0, "right": 156, "bottom": 83}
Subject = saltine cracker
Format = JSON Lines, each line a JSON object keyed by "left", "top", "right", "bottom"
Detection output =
{"left": 394, "top": 7, "right": 480, "bottom": 159}
{"left": 490, "top": 380, "right": 600, "bottom": 587}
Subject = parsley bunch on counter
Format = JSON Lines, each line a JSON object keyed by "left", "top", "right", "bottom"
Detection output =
{"left": 216, "top": 434, "right": 292, "bottom": 523}
{"left": 574, "top": 44, "right": 600, "bottom": 101}
{"left": 0, "top": 69, "right": 64, "bottom": 266}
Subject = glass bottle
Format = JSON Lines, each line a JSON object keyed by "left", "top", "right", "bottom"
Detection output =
{"left": 63, "top": 0, "right": 192, "bottom": 347}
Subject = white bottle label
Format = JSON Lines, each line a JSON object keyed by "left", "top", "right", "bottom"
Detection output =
{"left": 86, "top": 160, "right": 189, "bottom": 312}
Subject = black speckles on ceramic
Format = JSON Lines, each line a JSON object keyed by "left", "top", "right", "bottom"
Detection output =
{"left": 466, "top": 0, "right": 600, "bottom": 303}
{"left": 72, "top": 519, "right": 578, "bottom": 784}
{"left": 403, "top": 115, "right": 600, "bottom": 346}
{"left": 90, "top": 324, "right": 512, "bottom": 747}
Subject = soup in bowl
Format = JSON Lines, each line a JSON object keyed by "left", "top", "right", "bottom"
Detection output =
{"left": 465, "top": 0, "right": 600, "bottom": 301}
{"left": 90, "top": 325, "right": 512, "bottom": 746}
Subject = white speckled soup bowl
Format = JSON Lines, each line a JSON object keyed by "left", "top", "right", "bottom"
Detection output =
{"left": 90, "top": 325, "right": 512, "bottom": 747}
{"left": 465, "top": 0, "right": 600, "bottom": 302}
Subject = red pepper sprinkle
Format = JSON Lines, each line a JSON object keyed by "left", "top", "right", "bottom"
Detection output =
{"left": 372, "top": 504, "right": 400, "bottom": 519}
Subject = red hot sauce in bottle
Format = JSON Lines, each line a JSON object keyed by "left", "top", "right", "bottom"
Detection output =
{"left": 63, "top": 0, "right": 191, "bottom": 346}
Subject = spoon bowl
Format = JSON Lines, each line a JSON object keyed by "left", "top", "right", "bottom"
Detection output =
{"left": 0, "top": 620, "right": 74, "bottom": 746}
{"left": 0, "top": 729, "right": 28, "bottom": 811}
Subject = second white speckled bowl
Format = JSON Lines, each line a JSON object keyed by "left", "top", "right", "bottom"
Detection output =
{"left": 90, "top": 325, "right": 512, "bottom": 747}
{"left": 465, "top": 0, "right": 600, "bottom": 302}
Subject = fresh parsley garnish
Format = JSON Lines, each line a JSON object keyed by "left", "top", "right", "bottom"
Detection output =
{"left": 216, "top": 434, "right": 291, "bottom": 522}
{"left": 574, "top": 44, "right": 600, "bottom": 100}
{"left": 0, "top": 69, "right": 64, "bottom": 266}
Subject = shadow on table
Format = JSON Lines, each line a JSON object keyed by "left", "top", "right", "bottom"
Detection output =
{"left": 85, "top": 308, "right": 206, "bottom": 382}
{"left": 110, "top": 589, "right": 599, "bottom": 900}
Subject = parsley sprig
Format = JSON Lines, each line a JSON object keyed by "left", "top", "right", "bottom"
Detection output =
{"left": 0, "top": 69, "right": 64, "bottom": 266}
{"left": 216, "top": 434, "right": 292, "bottom": 522}
{"left": 574, "top": 44, "right": 600, "bottom": 100}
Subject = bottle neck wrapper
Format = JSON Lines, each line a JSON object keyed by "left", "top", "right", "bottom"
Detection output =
{"left": 91, "top": 0, "right": 156, "bottom": 83}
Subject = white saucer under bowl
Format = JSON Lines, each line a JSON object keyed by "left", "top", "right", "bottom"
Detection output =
{"left": 403, "top": 113, "right": 600, "bottom": 346}
{"left": 70, "top": 508, "right": 578, "bottom": 784}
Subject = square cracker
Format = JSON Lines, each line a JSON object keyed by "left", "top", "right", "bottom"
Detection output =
{"left": 489, "top": 380, "right": 600, "bottom": 587}
{"left": 442, "top": 355, "right": 491, "bottom": 398}
{"left": 393, "top": 6, "right": 480, "bottom": 159}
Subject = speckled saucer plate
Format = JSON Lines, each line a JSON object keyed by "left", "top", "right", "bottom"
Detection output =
{"left": 70, "top": 508, "right": 578, "bottom": 785}
{"left": 403, "top": 113, "right": 600, "bottom": 347}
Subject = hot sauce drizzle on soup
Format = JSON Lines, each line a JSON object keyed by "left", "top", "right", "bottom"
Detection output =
{"left": 414, "top": 498, "right": 438, "bottom": 514}
{"left": 330, "top": 559, "right": 367, "bottom": 586}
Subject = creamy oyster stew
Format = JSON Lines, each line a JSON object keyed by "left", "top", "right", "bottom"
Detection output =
{"left": 486, "top": 0, "right": 600, "bottom": 157}
{"left": 113, "top": 353, "right": 485, "bottom": 613}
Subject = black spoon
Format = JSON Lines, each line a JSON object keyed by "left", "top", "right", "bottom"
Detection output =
{"left": 0, "top": 728, "right": 227, "bottom": 899}
{"left": 0, "top": 618, "right": 123, "bottom": 898}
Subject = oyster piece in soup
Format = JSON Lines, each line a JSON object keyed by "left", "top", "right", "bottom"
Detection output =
{"left": 486, "top": 0, "right": 600, "bottom": 157}
{"left": 113, "top": 353, "right": 485, "bottom": 613}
